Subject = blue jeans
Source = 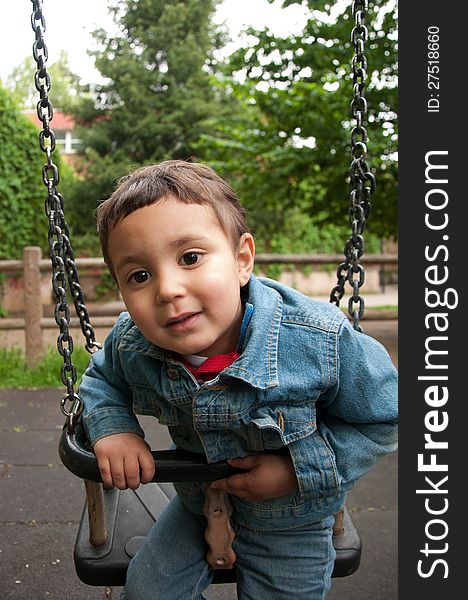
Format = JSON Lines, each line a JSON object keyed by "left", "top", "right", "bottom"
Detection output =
{"left": 121, "top": 496, "right": 335, "bottom": 600}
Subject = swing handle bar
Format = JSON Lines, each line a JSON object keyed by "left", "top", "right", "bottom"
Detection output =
{"left": 59, "top": 421, "right": 246, "bottom": 484}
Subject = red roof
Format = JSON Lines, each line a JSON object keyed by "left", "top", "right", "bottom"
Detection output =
{"left": 24, "top": 110, "right": 75, "bottom": 130}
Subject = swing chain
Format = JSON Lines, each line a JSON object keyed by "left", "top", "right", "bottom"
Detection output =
{"left": 330, "top": 0, "right": 375, "bottom": 333}
{"left": 31, "top": 0, "right": 101, "bottom": 433}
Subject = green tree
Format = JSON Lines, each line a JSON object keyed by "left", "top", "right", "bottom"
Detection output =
{"left": 199, "top": 0, "right": 398, "bottom": 242}
{"left": 68, "top": 0, "right": 223, "bottom": 236}
{"left": 5, "top": 51, "right": 83, "bottom": 111}
{"left": 0, "top": 85, "right": 47, "bottom": 258}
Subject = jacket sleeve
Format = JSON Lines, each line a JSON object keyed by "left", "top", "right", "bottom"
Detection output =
{"left": 289, "top": 317, "right": 398, "bottom": 498}
{"left": 79, "top": 315, "right": 145, "bottom": 446}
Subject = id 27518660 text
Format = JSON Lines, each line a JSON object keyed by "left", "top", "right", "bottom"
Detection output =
{"left": 427, "top": 26, "right": 440, "bottom": 113}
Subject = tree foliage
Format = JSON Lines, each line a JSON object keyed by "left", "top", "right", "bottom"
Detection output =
{"left": 5, "top": 51, "right": 83, "bottom": 111}
{"left": 64, "top": 0, "right": 397, "bottom": 252}
{"left": 0, "top": 85, "right": 46, "bottom": 258}
{"left": 198, "top": 0, "right": 398, "bottom": 241}
{"left": 67, "top": 0, "right": 223, "bottom": 235}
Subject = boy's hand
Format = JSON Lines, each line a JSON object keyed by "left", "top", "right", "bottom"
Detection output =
{"left": 93, "top": 432, "right": 155, "bottom": 490}
{"left": 210, "top": 454, "right": 298, "bottom": 502}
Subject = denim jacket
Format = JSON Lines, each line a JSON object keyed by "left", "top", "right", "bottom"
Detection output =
{"left": 81, "top": 275, "right": 398, "bottom": 530}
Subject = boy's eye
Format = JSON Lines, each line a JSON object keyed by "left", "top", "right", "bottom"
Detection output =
{"left": 180, "top": 252, "right": 200, "bottom": 266}
{"left": 130, "top": 270, "right": 150, "bottom": 284}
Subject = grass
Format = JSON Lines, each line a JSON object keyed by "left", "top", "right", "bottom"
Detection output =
{"left": 368, "top": 305, "right": 398, "bottom": 311}
{"left": 0, "top": 346, "right": 91, "bottom": 389}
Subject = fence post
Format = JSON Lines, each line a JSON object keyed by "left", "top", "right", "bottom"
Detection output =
{"left": 23, "top": 246, "right": 44, "bottom": 367}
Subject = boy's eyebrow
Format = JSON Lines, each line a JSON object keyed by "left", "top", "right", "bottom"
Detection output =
{"left": 114, "top": 237, "right": 210, "bottom": 271}
{"left": 169, "top": 236, "right": 210, "bottom": 248}
{"left": 114, "top": 255, "right": 141, "bottom": 272}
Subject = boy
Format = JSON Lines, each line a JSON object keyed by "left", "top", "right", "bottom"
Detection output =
{"left": 80, "top": 160, "right": 398, "bottom": 599}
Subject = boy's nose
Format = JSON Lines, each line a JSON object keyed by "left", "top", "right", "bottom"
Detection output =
{"left": 155, "top": 273, "right": 185, "bottom": 304}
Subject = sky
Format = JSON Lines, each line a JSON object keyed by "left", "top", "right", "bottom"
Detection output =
{"left": 0, "top": 0, "right": 309, "bottom": 85}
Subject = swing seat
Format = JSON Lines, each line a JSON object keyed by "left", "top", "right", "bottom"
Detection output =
{"left": 60, "top": 425, "right": 361, "bottom": 587}
{"left": 74, "top": 485, "right": 361, "bottom": 587}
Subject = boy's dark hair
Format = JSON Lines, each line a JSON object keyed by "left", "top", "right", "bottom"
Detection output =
{"left": 96, "top": 160, "right": 250, "bottom": 277}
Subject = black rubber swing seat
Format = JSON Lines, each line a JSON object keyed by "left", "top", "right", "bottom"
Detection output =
{"left": 60, "top": 424, "right": 362, "bottom": 587}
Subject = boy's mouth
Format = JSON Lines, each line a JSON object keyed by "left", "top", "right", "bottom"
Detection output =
{"left": 165, "top": 312, "right": 201, "bottom": 329}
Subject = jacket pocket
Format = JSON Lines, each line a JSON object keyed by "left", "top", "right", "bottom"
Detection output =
{"left": 131, "top": 385, "right": 178, "bottom": 425}
{"left": 241, "top": 403, "right": 317, "bottom": 450}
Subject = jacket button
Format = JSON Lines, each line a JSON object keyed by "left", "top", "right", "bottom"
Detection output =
{"left": 167, "top": 368, "right": 181, "bottom": 380}
{"left": 210, "top": 384, "right": 228, "bottom": 391}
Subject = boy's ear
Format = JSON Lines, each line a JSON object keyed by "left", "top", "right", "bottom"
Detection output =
{"left": 237, "top": 233, "right": 255, "bottom": 286}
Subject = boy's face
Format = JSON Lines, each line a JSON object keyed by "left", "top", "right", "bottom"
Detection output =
{"left": 107, "top": 197, "right": 255, "bottom": 357}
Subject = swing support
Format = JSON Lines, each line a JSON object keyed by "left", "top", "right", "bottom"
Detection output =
{"left": 84, "top": 481, "right": 107, "bottom": 547}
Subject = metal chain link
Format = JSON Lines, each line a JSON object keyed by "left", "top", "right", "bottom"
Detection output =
{"left": 330, "top": 0, "right": 376, "bottom": 332}
{"left": 31, "top": 0, "right": 101, "bottom": 433}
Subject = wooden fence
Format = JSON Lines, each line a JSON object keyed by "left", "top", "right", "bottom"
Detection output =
{"left": 0, "top": 246, "right": 398, "bottom": 366}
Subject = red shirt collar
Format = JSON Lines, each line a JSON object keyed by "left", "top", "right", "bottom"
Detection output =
{"left": 179, "top": 350, "right": 240, "bottom": 381}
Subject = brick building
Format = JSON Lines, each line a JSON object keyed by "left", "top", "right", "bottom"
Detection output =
{"left": 24, "top": 109, "right": 81, "bottom": 165}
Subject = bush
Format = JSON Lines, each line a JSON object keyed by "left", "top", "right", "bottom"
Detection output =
{"left": 254, "top": 211, "right": 381, "bottom": 279}
{"left": 0, "top": 85, "right": 48, "bottom": 259}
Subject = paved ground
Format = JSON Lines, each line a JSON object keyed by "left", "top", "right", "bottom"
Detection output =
{"left": 0, "top": 320, "right": 397, "bottom": 600}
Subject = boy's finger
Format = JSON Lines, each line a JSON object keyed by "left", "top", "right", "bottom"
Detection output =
{"left": 110, "top": 461, "right": 127, "bottom": 490}
{"left": 124, "top": 455, "right": 142, "bottom": 490}
{"left": 210, "top": 477, "right": 229, "bottom": 491}
{"left": 211, "top": 473, "right": 249, "bottom": 496}
{"left": 227, "top": 455, "right": 259, "bottom": 470}
{"left": 97, "top": 457, "right": 114, "bottom": 489}
{"left": 139, "top": 452, "right": 156, "bottom": 484}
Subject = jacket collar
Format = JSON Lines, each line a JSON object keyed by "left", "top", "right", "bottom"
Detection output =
{"left": 223, "top": 275, "right": 281, "bottom": 389}
{"left": 118, "top": 322, "right": 167, "bottom": 361}
{"left": 118, "top": 274, "right": 282, "bottom": 390}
